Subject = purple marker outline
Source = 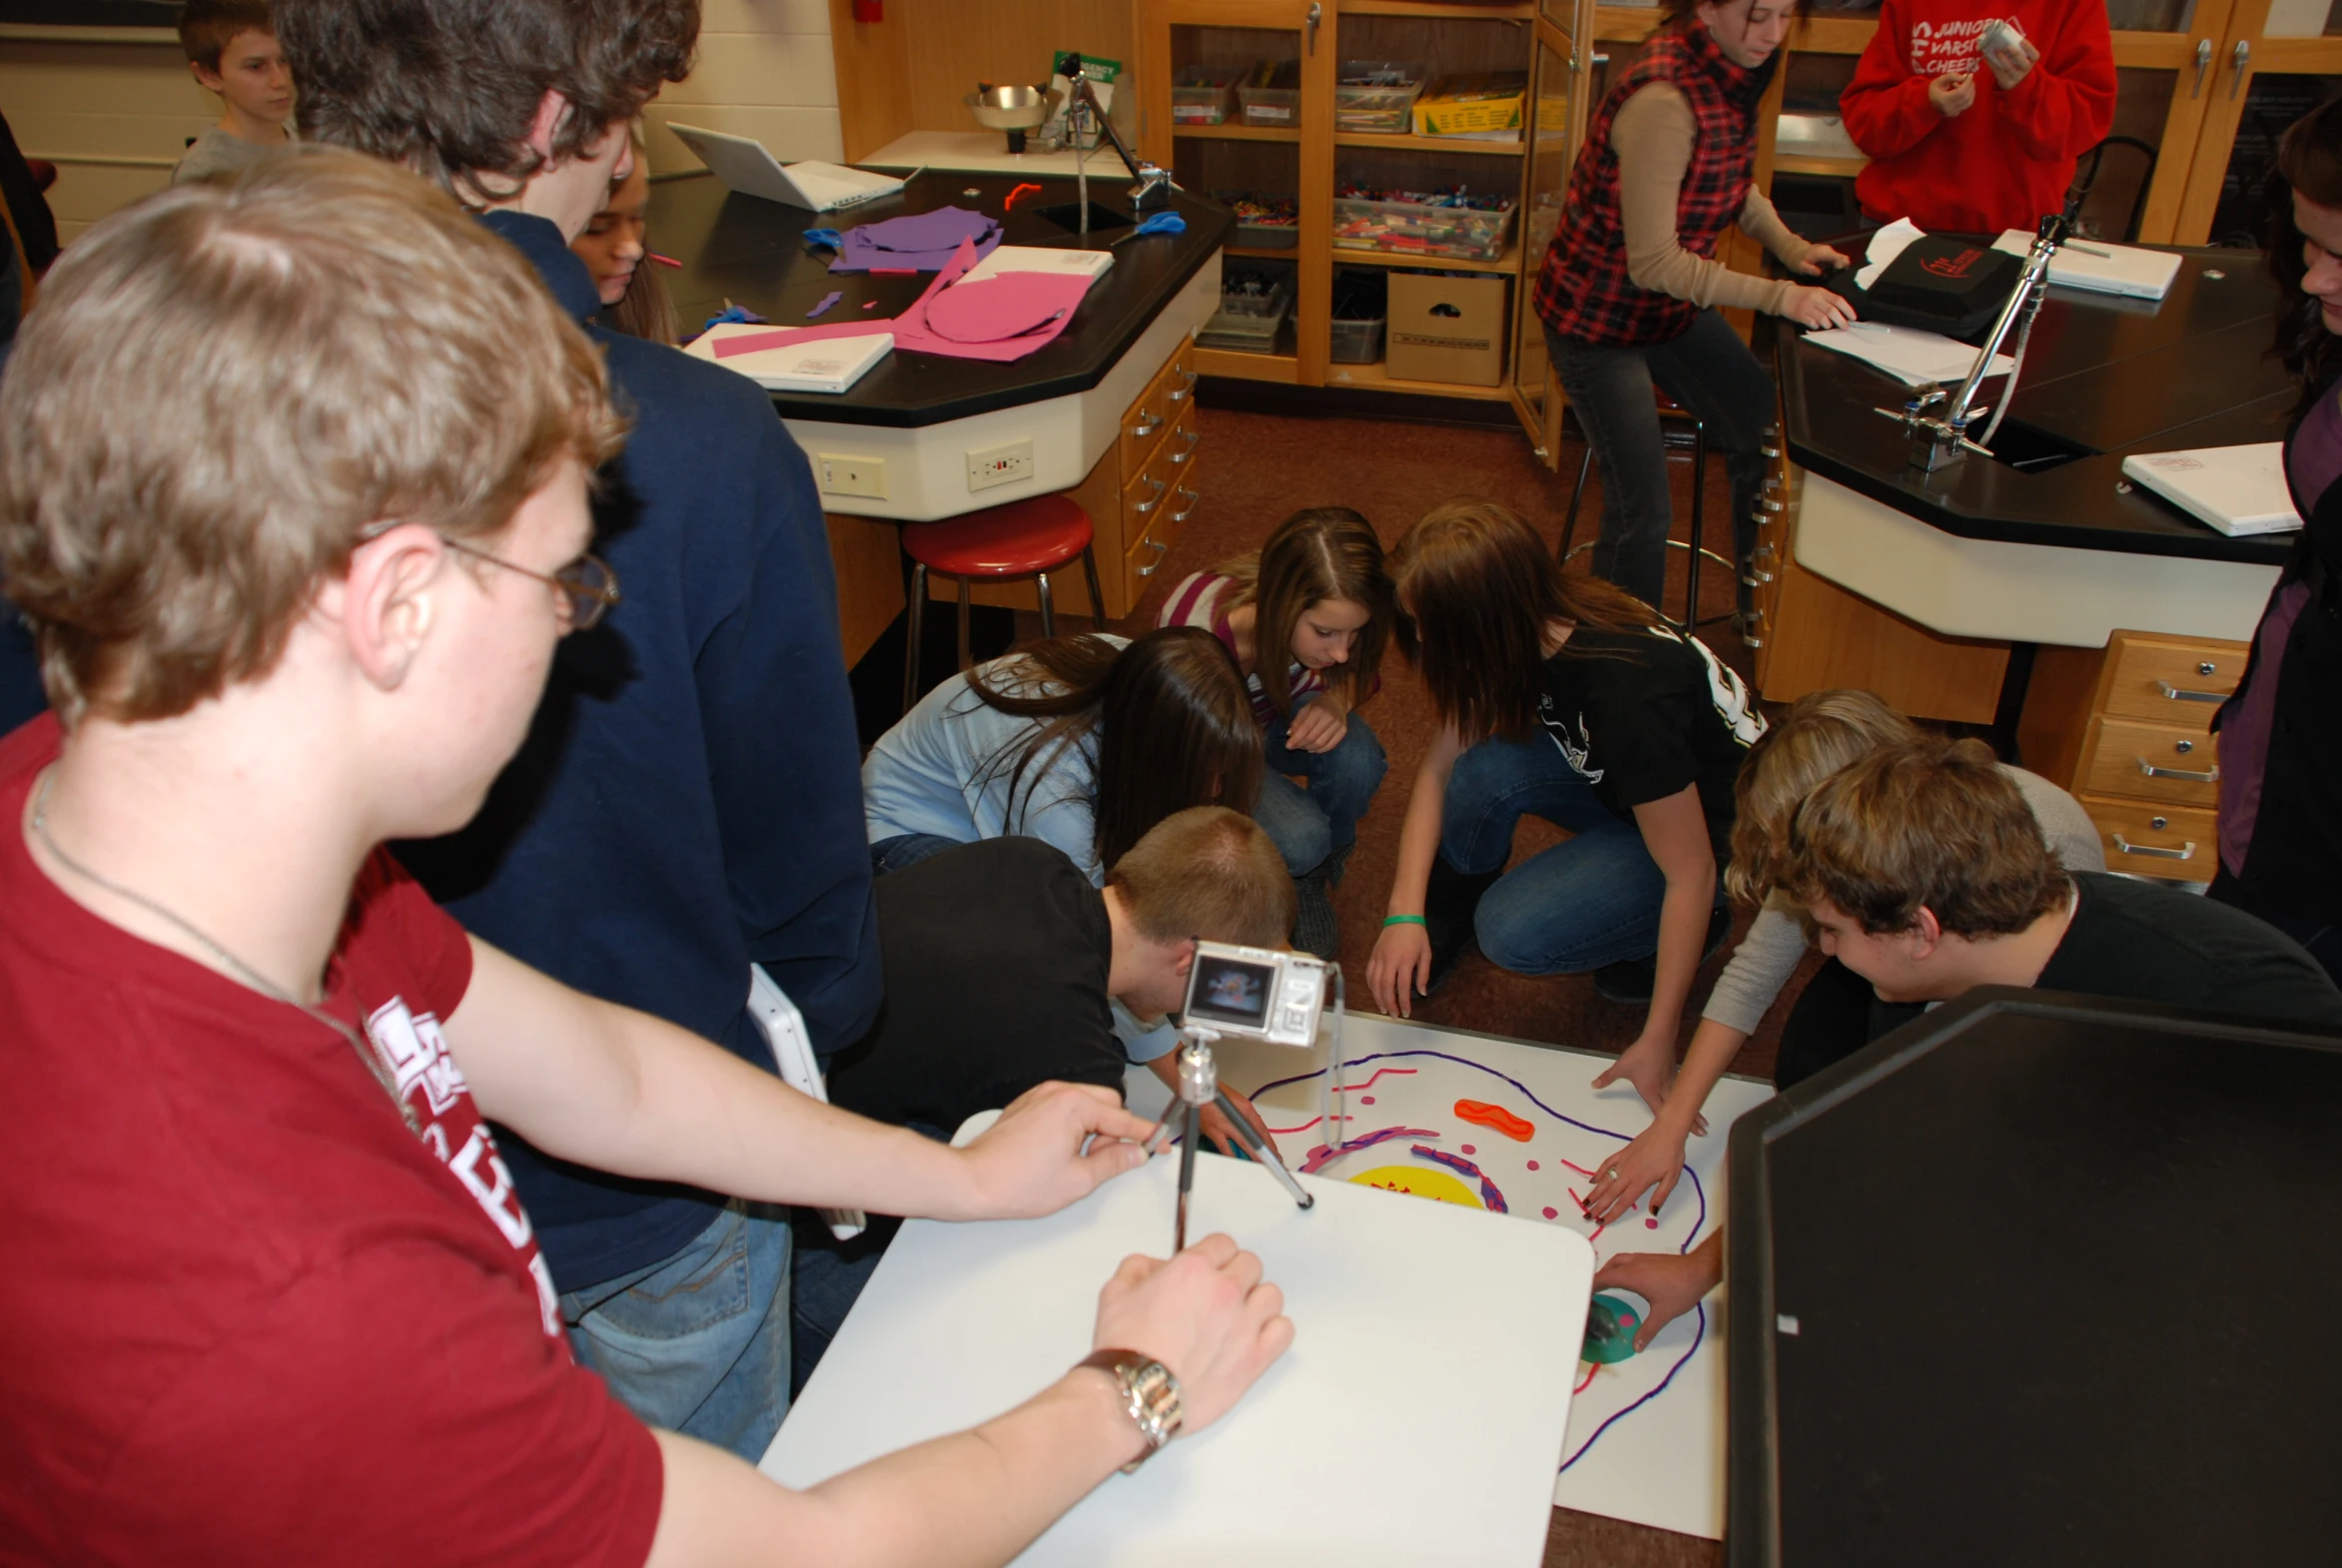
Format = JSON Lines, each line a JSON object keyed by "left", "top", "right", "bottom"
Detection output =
{"left": 1247, "top": 1048, "right": 1717, "bottom": 1473}
{"left": 1408, "top": 1144, "right": 1507, "bottom": 1213}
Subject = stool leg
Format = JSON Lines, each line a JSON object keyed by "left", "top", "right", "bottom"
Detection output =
{"left": 1682, "top": 418, "right": 1706, "bottom": 634}
{"left": 1080, "top": 544, "right": 1109, "bottom": 633}
{"left": 904, "top": 561, "right": 928, "bottom": 715}
{"left": 956, "top": 575, "right": 972, "bottom": 671}
{"left": 1559, "top": 443, "right": 1595, "bottom": 564}
{"left": 1036, "top": 571, "right": 1057, "bottom": 639}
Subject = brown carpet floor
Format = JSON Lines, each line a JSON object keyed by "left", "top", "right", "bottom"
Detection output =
{"left": 1033, "top": 394, "right": 1831, "bottom": 1567}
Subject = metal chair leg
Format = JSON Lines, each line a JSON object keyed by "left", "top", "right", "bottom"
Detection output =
{"left": 1559, "top": 443, "right": 1595, "bottom": 564}
{"left": 904, "top": 561, "right": 928, "bottom": 714}
{"left": 1080, "top": 543, "right": 1109, "bottom": 633}
{"left": 956, "top": 575, "right": 972, "bottom": 671}
{"left": 1035, "top": 571, "right": 1057, "bottom": 639}
{"left": 1681, "top": 417, "right": 1707, "bottom": 634}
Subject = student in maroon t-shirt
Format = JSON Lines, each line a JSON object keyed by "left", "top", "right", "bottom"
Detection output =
{"left": 0, "top": 152, "right": 1288, "bottom": 1566}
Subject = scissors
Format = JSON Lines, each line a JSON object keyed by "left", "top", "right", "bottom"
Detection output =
{"left": 1110, "top": 212, "right": 1186, "bottom": 247}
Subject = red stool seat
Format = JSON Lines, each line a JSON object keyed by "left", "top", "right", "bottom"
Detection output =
{"left": 903, "top": 493, "right": 1094, "bottom": 577}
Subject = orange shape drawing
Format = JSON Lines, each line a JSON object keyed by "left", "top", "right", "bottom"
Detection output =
{"left": 1454, "top": 1099, "right": 1534, "bottom": 1142}
{"left": 1347, "top": 1165, "right": 1483, "bottom": 1209}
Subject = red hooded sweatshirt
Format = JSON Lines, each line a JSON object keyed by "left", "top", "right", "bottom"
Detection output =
{"left": 1840, "top": 0, "right": 2115, "bottom": 236}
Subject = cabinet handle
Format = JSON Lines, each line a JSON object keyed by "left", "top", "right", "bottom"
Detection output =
{"left": 2230, "top": 40, "right": 2250, "bottom": 100}
{"left": 1740, "top": 607, "right": 1765, "bottom": 648}
{"left": 2111, "top": 832, "right": 2196, "bottom": 862}
{"left": 1131, "top": 474, "right": 1167, "bottom": 513}
{"left": 1168, "top": 366, "right": 1201, "bottom": 403}
{"left": 1745, "top": 543, "right": 1776, "bottom": 585}
{"left": 2136, "top": 758, "right": 2219, "bottom": 784}
{"left": 1132, "top": 409, "right": 1163, "bottom": 439}
{"left": 2191, "top": 37, "right": 2212, "bottom": 98}
{"left": 1169, "top": 428, "right": 1200, "bottom": 464}
{"left": 1760, "top": 443, "right": 1782, "bottom": 459}
{"left": 2154, "top": 679, "right": 2224, "bottom": 703}
{"left": 1137, "top": 536, "right": 1170, "bottom": 576}
{"left": 1171, "top": 485, "right": 1201, "bottom": 523}
{"left": 1755, "top": 497, "right": 1785, "bottom": 514}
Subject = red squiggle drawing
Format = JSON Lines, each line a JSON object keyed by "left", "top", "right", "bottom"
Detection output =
{"left": 1454, "top": 1099, "right": 1534, "bottom": 1142}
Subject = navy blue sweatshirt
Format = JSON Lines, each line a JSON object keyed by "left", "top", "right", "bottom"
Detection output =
{"left": 397, "top": 213, "right": 882, "bottom": 1288}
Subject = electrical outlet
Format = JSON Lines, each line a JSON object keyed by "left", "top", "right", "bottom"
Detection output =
{"left": 818, "top": 454, "right": 888, "bottom": 500}
{"left": 966, "top": 438, "right": 1036, "bottom": 493}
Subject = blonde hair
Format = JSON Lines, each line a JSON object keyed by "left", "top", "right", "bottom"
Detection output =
{"left": 0, "top": 148, "right": 625, "bottom": 725}
{"left": 1215, "top": 507, "right": 1393, "bottom": 718}
{"left": 1725, "top": 688, "right": 1920, "bottom": 905}
{"left": 1107, "top": 805, "right": 1295, "bottom": 948}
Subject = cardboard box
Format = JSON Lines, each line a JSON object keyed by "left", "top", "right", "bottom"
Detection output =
{"left": 1386, "top": 273, "right": 1506, "bottom": 387}
{"left": 1411, "top": 72, "right": 1527, "bottom": 138}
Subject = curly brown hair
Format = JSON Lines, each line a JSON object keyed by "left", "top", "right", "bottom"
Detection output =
{"left": 278, "top": 0, "right": 698, "bottom": 208}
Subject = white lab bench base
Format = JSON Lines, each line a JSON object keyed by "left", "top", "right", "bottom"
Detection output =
{"left": 761, "top": 1140, "right": 1592, "bottom": 1566}
{"left": 786, "top": 256, "right": 1220, "bottom": 522}
{"left": 1796, "top": 468, "right": 2282, "bottom": 647}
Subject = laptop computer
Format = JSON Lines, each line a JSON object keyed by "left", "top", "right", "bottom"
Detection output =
{"left": 1992, "top": 229, "right": 2184, "bottom": 302}
{"left": 2121, "top": 442, "right": 2303, "bottom": 536}
{"left": 666, "top": 122, "right": 906, "bottom": 213}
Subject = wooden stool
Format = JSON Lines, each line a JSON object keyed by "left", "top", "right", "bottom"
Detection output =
{"left": 902, "top": 492, "right": 1109, "bottom": 712}
{"left": 1556, "top": 390, "right": 1734, "bottom": 632}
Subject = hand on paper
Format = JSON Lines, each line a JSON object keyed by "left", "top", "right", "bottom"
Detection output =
{"left": 1789, "top": 241, "right": 1851, "bottom": 277}
{"left": 1781, "top": 285, "right": 1858, "bottom": 331}
{"left": 953, "top": 1080, "right": 1157, "bottom": 1220}
{"left": 1094, "top": 1233, "right": 1293, "bottom": 1436}
{"left": 1592, "top": 1245, "right": 1720, "bottom": 1351}
{"left": 1928, "top": 70, "right": 1975, "bottom": 118}
{"left": 1980, "top": 36, "right": 2038, "bottom": 93}
{"left": 1591, "top": 1031, "right": 1709, "bottom": 1135}
{"left": 1284, "top": 697, "right": 1349, "bottom": 754}
{"left": 1583, "top": 1123, "right": 1690, "bottom": 1224}
{"left": 1368, "top": 921, "right": 1433, "bottom": 1018}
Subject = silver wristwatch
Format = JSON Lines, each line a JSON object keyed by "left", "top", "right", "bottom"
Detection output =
{"left": 1078, "top": 1348, "right": 1183, "bottom": 1472}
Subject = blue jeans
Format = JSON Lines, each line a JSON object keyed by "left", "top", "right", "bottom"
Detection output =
{"left": 560, "top": 1199, "right": 792, "bottom": 1462}
{"left": 1441, "top": 732, "right": 1714, "bottom": 975}
{"left": 870, "top": 831, "right": 961, "bottom": 877}
{"left": 1549, "top": 310, "right": 1774, "bottom": 612}
{"left": 1254, "top": 709, "right": 1388, "bottom": 875}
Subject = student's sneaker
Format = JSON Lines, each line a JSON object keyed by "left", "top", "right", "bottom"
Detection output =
{"left": 1592, "top": 906, "right": 1734, "bottom": 1005}
{"left": 1293, "top": 874, "right": 1339, "bottom": 961}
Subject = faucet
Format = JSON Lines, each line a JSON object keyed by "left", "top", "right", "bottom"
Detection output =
{"left": 1061, "top": 52, "right": 1178, "bottom": 210}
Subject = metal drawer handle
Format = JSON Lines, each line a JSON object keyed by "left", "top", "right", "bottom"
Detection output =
{"left": 2154, "top": 679, "right": 2223, "bottom": 703}
{"left": 1167, "top": 367, "right": 1200, "bottom": 403}
{"left": 2136, "top": 758, "right": 2219, "bottom": 784}
{"left": 1131, "top": 474, "right": 1167, "bottom": 513}
{"left": 1136, "top": 536, "right": 1171, "bottom": 576}
{"left": 1170, "top": 485, "right": 1201, "bottom": 522}
{"left": 1169, "top": 428, "right": 1200, "bottom": 464}
{"left": 1133, "top": 408, "right": 1163, "bottom": 439}
{"left": 1756, "top": 498, "right": 1785, "bottom": 514}
{"left": 1741, "top": 607, "right": 1765, "bottom": 648}
{"left": 2111, "top": 833, "right": 2196, "bottom": 861}
{"left": 1746, "top": 543, "right": 1777, "bottom": 585}
{"left": 1763, "top": 474, "right": 1783, "bottom": 492}
{"left": 1760, "top": 443, "right": 1782, "bottom": 458}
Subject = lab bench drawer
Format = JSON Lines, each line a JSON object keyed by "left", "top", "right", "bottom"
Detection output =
{"left": 1119, "top": 343, "right": 1196, "bottom": 479}
{"left": 2081, "top": 795, "right": 2217, "bottom": 884}
{"left": 2098, "top": 631, "right": 2246, "bottom": 728}
{"left": 1125, "top": 453, "right": 1203, "bottom": 606}
{"left": 2077, "top": 716, "right": 2221, "bottom": 808}
{"left": 1122, "top": 401, "right": 1196, "bottom": 525}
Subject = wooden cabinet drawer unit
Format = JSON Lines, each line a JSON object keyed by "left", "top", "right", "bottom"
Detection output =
{"left": 2082, "top": 796, "right": 2217, "bottom": 884}
{"left": 2077, "top": 716, "right": 2222, "bottom": 809}
{"left": 2096, "top": 631, "right": 2243, "bottom": 727}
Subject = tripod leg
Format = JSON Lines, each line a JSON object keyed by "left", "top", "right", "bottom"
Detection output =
{"left": 1174, "top": 1102, "right": 1199, "bottom": 1254}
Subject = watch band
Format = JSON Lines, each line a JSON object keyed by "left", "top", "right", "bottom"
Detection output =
{"left": 1077, "top": 1347, "right": 1183, "bottom": 1472}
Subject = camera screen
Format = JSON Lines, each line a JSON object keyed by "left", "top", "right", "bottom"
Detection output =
{"left": 1184, "top": 954, "right": 1276, "bottom": 1031}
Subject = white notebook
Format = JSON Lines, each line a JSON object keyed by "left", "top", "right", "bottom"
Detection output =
{"left": 684, "top": 325, "right": 893, "bottom": 393}
{"left": 2122, "top": 443, "right": 2303, "bottom": 535}
{"left": 667, "top": 122, "right": 905, "bottom": 212}
{"left": 957, "top": 246, "right": 1115, "bottom": 286}
{"left": 1992, "top": 229, "right": 2184, "bottom": 301}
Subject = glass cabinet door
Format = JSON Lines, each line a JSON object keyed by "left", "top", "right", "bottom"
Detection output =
{"left": 1514, "top": 1, "right": 1592, "bottom": 457}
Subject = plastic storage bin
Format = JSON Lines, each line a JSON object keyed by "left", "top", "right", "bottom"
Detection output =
{"left": 1332, "top": 193, "right": 1515, "bottom": 263}
{"left": 1329, "top": 315, "right": 1386, "bottom": 363}
{"left": 1237, "top": 59, "right": 1302, "bottom": 126}
{"left": 1171, "top": 64, "right": 1242, "bottom": 125}
{"left": 1215, "top": 191, "right": 1299, "bottom": 249}
{"left": 1334, "top": 61, "right": 1426, "bottom": 134}
{"left": 1197, "top": 270, "right": 1294, "bottom": 354}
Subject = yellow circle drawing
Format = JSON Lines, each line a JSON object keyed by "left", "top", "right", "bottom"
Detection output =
{"left": 1347, "top": 1164, "right": 1484, "bottom": 1209}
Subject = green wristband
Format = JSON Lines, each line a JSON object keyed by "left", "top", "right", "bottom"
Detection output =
{"left": 1381, "top": 914, "right": 1427, "bottom": 928}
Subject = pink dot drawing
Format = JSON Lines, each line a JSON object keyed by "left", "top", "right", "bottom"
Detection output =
{"left": 1645, "top": 1216, "right": 1660, "bottom": 1228}
{"left": 1526, "top": 1160, "right": 1540, "bottom": 1171}
{"left": 1460, "top": 1144, "right": 1476, "bottom": 1156}
{"left": 1541, "top": 1205, "right": 1559, "bottom": 1219}
{"left": 1359, "top": 1095, "right": 1375, "bottom": 1105}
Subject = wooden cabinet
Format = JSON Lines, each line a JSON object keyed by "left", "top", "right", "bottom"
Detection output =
{"left": 2018, "top": 627, "right": 2249, "bottom": 885}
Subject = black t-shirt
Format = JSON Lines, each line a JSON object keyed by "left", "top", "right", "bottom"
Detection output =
{"left": 2037, "top": 872, "right": 2342, "bottom": 1032}
{"left": 1537, "top": 623, "right": 1764, "bottom": 863}
{"left": 825, "top": 837, "right": 1124, "bottom": 1137}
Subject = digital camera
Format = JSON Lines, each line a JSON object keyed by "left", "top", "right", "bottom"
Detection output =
{"left": 1179, "top": 942, "right": 1327, "bottom": 1049}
